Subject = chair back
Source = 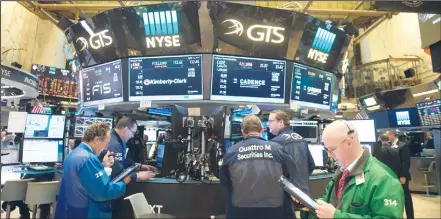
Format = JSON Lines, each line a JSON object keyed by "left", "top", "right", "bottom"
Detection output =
{"left": 1, "top": 178, "right": 35, "bottom": 202}
{"left": 24, "top": 181, "right": 59, "bottom": 205}
{"left": 428, "top": 161, "right": 436, "bottom": 172}
{"left": 124, "top": 193, "right": 153, "bottom": 218}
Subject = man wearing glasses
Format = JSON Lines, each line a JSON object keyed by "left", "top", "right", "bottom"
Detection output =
{"left": 106, "top": 116, "right": 156, "bottom": 218}
{"left": 302, "top": 120, "right": 404, "bottom": 218}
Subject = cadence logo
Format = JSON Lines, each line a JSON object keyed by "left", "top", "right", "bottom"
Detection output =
{"left": 76, "top": 30, "right": 113, "bottom": 51}
{"left": 306, "top": 86, "right": 322, "bottom": 96}
{"left": 144, "top": 78, "right": 187, "bottom": 86}
{"left": 307, "top": 27, "right": 336, "bottom": 64}
{"left": 396, "top": 111, "right": 411, "bottom": 125}
{"left": 222, "top": 19, "right": 285, "bottom": 44}
{"left": 142, "top": 10, "right": 181, "bottom": 48}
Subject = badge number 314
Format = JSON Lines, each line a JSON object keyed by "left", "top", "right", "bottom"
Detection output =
{"left": 384, "top": 199, "right": 397, "bottom": 206}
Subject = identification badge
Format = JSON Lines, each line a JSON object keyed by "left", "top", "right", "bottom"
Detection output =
{"left": 356, "top": 172, "right": 365, "bottom": 185}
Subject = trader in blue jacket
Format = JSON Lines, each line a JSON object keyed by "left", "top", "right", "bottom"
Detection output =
{"left": 220, "top": 115, "right": 298, "bottom": 219}
{"left": 55, "top": 123, "right": 136, "bottom": 218}
{"left": 268, "top": 110, "right": 315, "bottom": 197}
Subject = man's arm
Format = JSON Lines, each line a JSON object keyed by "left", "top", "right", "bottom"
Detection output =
{"left": 78, "top": 159, "right": 127, "bottom": 202}
{"left": 399, "top": 143, "right": 411, "bottom": 180}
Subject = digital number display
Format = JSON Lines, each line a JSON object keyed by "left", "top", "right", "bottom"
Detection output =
{"left": 417, "top": 99, "right": 441, "bottom": 126}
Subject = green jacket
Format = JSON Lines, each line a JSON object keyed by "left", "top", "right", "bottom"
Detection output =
{"left": 302, "top": 149, "right": 404, "bottom": 219}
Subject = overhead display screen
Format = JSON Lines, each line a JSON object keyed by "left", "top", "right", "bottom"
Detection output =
{"left": 128, "top": 55, "right": 203, "bottom": 101}
{"left": 31, "top": 64, "right": 77, "bottom": 99}
{"left": 211, "top": 55, "right": 286, "bottom": 103}
{"left": 417, "top": 99, "right": 441, "bottom": 126}
{"left": 80, "top": 60, "right": 123, "bottom": 106}
{"left": 388, "top": 107, "right": 421, "bottom": 127}
{"left": 74, "top": 117, "right": 113, "bottom": 138}
{"left": 291, "top": 63, "right": 334, "bottom": 109}
{"left": 24, "top": 114, "right": 66, "bottom": 139}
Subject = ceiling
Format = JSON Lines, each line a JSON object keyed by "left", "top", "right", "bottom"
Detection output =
{"left": 19, "top": 1, "right": 393, "bottom": 30}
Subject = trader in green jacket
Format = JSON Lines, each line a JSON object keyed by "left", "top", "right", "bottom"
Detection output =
{"left": 301, "top": 120, "right": 404, "bottom": 219}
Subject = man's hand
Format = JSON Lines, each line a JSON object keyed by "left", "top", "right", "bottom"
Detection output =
{"left": 316, "top": 199, "right": 336, "bottom": 219}
{"left": 291, "top": 196, "right": 309, "bottom": 211}
{"left": 141, "top": 164, "right": 157, "bottom": 172}
{"left": 102, "top": 151, "right": 115, "bottom": 168}
{"left": 399, "top": 177, "right": 406, "bottom": 184}
{"left": 136, "top": 171, "right": 156, "bottom": 181}
{"left": 123, "top": 176, "right": 131, "bottom": 185}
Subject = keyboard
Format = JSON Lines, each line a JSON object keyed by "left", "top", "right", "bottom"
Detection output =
{"left": 28, "top": 165, "right": 54, "bottom": 171}
{"left": 312, "top": 169, "right": 328, "bottom": 175}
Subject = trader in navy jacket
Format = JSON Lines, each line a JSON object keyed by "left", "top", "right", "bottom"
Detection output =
{"left": 220, "top": 115, "right": 297, "bottom": 219}
{"left": 268, "top": 110, "right": 315, "bottom": 196}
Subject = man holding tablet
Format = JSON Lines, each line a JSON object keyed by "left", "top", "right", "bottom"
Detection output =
{"left": 301, "top": 120, "right": 404, "bottom": 219}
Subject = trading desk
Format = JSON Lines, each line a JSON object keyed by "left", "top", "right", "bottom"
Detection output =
{"left": 120, "top": 174, "right": 334, "bottom": 218}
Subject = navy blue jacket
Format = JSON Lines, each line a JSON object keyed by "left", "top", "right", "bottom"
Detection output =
{"left": 270, "top": 128, "right": 315, "bottom": 195}
{"left": 107, "top": 129, "right": 136, "bottom": 180}
{"left": 220, "top": 136, "right": 297, "bottom": 219}
{"left": 54, "top": 143, "right": 128, "bottom": 218}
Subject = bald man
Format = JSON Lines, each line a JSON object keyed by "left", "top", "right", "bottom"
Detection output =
{"left": 302, "top": 120, "right": 404, "bottom": 219}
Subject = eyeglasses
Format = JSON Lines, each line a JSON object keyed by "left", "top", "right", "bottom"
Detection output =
{"left": 324, "top": 121, "right": 354, "bottom": 156}
{"left": 128, "top": 127, "right": 136, "bottom": 135}
{"left": 267, "top": 119, "right": 279, "bottom": 123}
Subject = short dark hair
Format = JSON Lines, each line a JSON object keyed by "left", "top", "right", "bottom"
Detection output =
{"left": 116, "top": 116, "right": 136, "bottom": 129}
{"left": 270, "top": 110, "right": 290, "bottom": 128}
{"left": 83, "top": 123, "right": 110, "bottom": 142}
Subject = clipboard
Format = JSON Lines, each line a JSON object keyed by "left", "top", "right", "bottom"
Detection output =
{"left": 278, "top": 175, "right": 317, "bottom": 213}
{"left": 111, "top": 163, "right": 141, "bottom": 183}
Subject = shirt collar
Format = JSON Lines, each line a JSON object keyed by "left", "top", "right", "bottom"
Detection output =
{"left": 81, "top": 142, "right": 94, "bottom": 153}
{"left": 278, "top": 127, "right": 292, "bottom": 135}
{"left": 342, "top": 151, "right": 364, "bottom": 172}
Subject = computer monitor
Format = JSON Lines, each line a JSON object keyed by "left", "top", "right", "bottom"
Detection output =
{"left": 144, "top": 130, "right": 157, "bottom": 142}
{"left": 290, "top": 121, "right": 318, "bottom": 143}
{"left": 308, "top": 144, "right": 326, "bottom": 167}
{"left": 73, "top": 116, "right": 113, "bottom": 138}
{"left": 347, "top": 120, "right": 376, "bottom": 143}
{"left": 24, "top": 114, "right": 66, "bottom": 139}
{"left": 156, "top": 144, "right": 165, "bottom": 168}
{"left": 21, "top": 139, "right": 64, "bottom": 163}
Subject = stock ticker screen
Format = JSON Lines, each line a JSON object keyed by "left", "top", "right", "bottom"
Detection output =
{"left": 128, "top": 55, "right": 203, "bottom": 101}
{"left": 211, "top": 55, "right": 285, "bottom": 103}
{"left": 417, "top": 99, "right": 441, "bottom": 126}
{"left": 291, "top": 63, "right": 334, "bottom": 109}
{"left": 80, "top": 60, "right": 124, "bottom": 106}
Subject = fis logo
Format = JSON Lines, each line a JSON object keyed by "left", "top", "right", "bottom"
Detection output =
{"left": 142, "top": 10, "right": 181, "bottom": 48}
{"left": 92, "top": 83, "right": 111, "bottom": 96}
{"left": 307, "top": 27, "right": 336, "bottom": 64}
{"left": 396, "top": 111, "right": 411, "bottom": 125}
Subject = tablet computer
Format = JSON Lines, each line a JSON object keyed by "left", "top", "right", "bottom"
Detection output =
{"left": 278, "top": 175, "right": 317, "bottom": 213}
{"left": 111, "top": 163, "right": 141, "bottom": 183}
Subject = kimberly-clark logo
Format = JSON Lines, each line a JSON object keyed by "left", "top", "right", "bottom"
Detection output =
{"left": 142, "top": 10, "right": 181, "bottom": 48}
{"left": 396, "top": 111, "right": 411, "bottom": 125}
{"left": 144, "top": 78, "right": 187, "bottom": 86}
{"left": 307, "top": 27, "right": 336, "bottom": 64}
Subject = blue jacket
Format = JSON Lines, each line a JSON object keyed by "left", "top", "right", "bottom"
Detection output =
{"left": 270, "top": 128, "right": 315, "bottom": 196}
{"left": 107, "top": 130, "right": 136, "bottom": 179}
{"left": 54, "top": 143, "right": 127, "bottom": 218}
{"left": 220, "top": 136, "right": 297, "bottom": 219}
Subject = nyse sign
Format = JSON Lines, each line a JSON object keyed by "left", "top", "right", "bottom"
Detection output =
{"left": 142, "top": 11, "right": 181, "bottom": 49}
{"left": 76, "top": 30, "right": 113, "bottom": 51}
{"left": 307, "top": 49, "right": 329, "bottom": 64}
{"left": 307, "top": 27, "right": 336, "bottom": 64}
{"left": 222, "top": 19, "right": 285, "bottom": 44}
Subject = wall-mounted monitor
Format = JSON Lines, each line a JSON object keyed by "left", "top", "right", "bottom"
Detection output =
{"left": 290, "top": 63, "right": 335, "bottom": 109}
{"left": 308, "top": 144, "right": 326, "bottom": 167}
{"left": 290, "top": 120, "right": 318, "bottom": 143}
{"left": 73, "top": 116, "right": 114, "bottom": 138}
{"left": 417, "top": 99, "right": 441, "bottom": 126}
{"left": 347, "top": 120, "right": 376, "bottom": 143}
{"left": 21, "top": 139, "right": 64, "bottom": 163}
{"left": 211, "top": 55, "right": 286, "bottom": 103}
{"left": 24, "top": 114, "right": 66, "bottom": 139}
{"left": 128, "top": 55, "right": 203, "bottom": 101}
{"left": 80, "top": 59, "right": 124, "bottom": 106}
{"left": 388, "top": 107, "right": 421, "bottom": 128}
{"left": 31, "top": 64, "right": 77, "bottom": 99}
{"left": 147, "top": 108, "right": 172, "bottom": 117}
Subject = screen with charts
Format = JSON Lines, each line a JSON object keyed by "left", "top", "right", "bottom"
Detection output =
{"left": 211, "top": 55, "right": 286, "bottom": 103}
{"left": 21, "top": 139, "right": 64, "bottom": 163}
{"left": 73, "top": 117, "right": 113, "bottom": 138}
{"left": 290, "top": 121, "right": 318, "bottom": 143}
{"left": 80, "top": 60, "right": 123, "bottom": 106}
{"left": 308, "top": 144, "right": 325, "bottom": 167}
{"left": 24, "top": 114, "right": 65, "bottom": 139}
{"left": 417, "top": 99, "right": 441, "bottom": 126}
{"left": 291, "top": 63, "right": 335, "bottom": 109}
{"left": 347, "top": 120, "right": 376, "bottom": 143}
{"left": 129, "top": 55, "right": 203, "bottom": 101}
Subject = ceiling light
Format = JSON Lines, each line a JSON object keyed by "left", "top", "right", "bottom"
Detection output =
{"left": 413, "top": 89, "right": 439, "bottom": 97}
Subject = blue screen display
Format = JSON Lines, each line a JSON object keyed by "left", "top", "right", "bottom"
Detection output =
{"left": 291, "top": 63, "right": 335, "bottom": 109}
{"left": 156, "top": 144, "right": 165, "bottom": 168}
{"left": 211, "top": 55, "right": 286, "bottom": 103}
{"left": 129, "top": 55, "right": 203, "bottom": 101}
{"left": 148, "top": 108, "right": 172, "bottom": 117}
{"left": 24, "top": 114, "right": 66, "bottom": 139}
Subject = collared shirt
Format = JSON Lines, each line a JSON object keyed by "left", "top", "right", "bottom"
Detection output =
{"left": 82, "top": 142, "right": 93, "bottom": 153}
{"left": 342, "top": 150, "right": 364, "bottom": 172}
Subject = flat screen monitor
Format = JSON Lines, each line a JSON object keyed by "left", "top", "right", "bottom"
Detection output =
{"left": 31, "top": 64, "right": 77, "bottom": 99}
{"left": 80, "top": 59, "right": 123, "bottom": 106}
{"left": 417, "top": 99, "right": 441, "bottom": 126}
{"left": 347, "top": 120, "right": 376, "bottom": 143}
{"left": 144, "top": 129, "right": 157, "bottom": 142}
{"left": 290, "top": 121, "right": 318, "bottom": 143}
{"left": 308, "top": 144, "right": 325, "bottom": 167}
{"left": 128, "top": 55, "right": 203, "bottom": 101}
{"left": 147, "top": 108, "right": 172, "bottom": 117}
{"left": 211, "top": 55, "right": 286, "bottom": 103}
{"left": 291, "top": 63, "right": 335, "bottom": 109}
{"left": 388, "top": 107, "right": 421, "bottom": 127}
{"left": 156, "top": 144, "right": 165, "bottom": 168}
{"left": 73, "top": 117, "right": 114, "bottom": 138}
{"left": 21, "top": 139, "right": 64, "bottom": 163}
{"left": 24, "top": 114, "right": 66, "bottom": 139}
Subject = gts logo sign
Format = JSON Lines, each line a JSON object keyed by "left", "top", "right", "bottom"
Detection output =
{"left": 92, "top": 83, "right": 111, "bottom": 95}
